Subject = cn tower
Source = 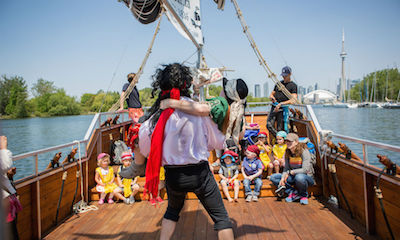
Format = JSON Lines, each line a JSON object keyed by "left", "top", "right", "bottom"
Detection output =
{"left": 339, "top": 29, "right": 347, "bottom": 102}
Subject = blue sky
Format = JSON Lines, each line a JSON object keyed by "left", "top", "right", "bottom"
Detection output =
{"left": 1, "top": 0, "right": 399, "bottom": 98}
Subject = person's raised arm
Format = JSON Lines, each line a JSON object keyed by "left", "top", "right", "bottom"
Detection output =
{"left": 160, "top": 99, "right": 210, "bottom": 116}
{"left": 119, "top": 91, "right": 125, "bottom": 111}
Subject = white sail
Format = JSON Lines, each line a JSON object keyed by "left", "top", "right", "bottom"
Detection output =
{"left": 165, "top": 0, "right": 204, "bottom": 46}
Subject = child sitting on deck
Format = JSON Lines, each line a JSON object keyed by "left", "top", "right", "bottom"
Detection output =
{"left": 242, "top": 145, "right": 264, "bottom": 202}
{"left": 218, "top": 150, "right": 240, "bottom": 202}
{"left": 272, "top": 131, "right": 287, "bottom": 173}
{"left": 115, "top": 152, "right": 140, "bottom": 204}
{"left": 255, "top": 131, "right": 273, "bottom": 178}
{"left": 95, "top": 153, "right": 118, "bottom": 204}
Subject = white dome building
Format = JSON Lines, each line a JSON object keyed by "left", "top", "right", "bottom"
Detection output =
{"left": 303, "top": 90, "right": 337, "bottom": 104}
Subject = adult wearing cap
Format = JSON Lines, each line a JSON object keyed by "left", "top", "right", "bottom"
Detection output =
{"left": 270, "top": 133, "right": 315, "bottom": 205}
{"left": 119, "top": 72, "right": 144, "bottom": 123}
{"left": 267, "top": 66, "right": 298, "bottom": 138}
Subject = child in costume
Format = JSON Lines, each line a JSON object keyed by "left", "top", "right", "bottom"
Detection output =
{"left": 255, "top": 131, "right": 273, "bottom": 178}
{"left": 218, "top": 150, "right": 240, "bottom": 202}
{"left": 272, "top": 131, "right": 287, "bottom": 173}
{"left": 242, "top": 145, "right": 264, "bottom": 202}
{"left": 95, "top": 153, "right": 118, "bottom": 204}
{"left": 115, "top": 152, "right": 140, "bottom": 204}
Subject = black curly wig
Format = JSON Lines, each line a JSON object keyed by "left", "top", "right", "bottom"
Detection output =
{"left": 144, "top": 63, "right": 193, "bottom": 127}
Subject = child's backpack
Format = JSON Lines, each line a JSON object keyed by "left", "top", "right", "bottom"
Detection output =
{"left": 299, "top": 137, "right": 316, "bottom": 165}
{"left": 110, "top": 140, "right": 129, "bottom": 165}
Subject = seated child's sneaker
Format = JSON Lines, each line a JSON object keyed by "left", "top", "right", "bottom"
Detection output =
{"left": 98, "top": 199, "right": 104, "bottom": 205}
{"left": 285, "top": 192, "right": 300, "bottom": 203}
{"left": 300, "top": 197, "right": 308, "bottom": 205}
{"left": 129, "top": 195, "right": 135, "bottom": 204}
{"left": 123, "top": 198, "right": 130, "bottom": 204}
{"left": 275, "top": 185, "right": 286, "bottom": 198}
{"left": 150, "top": 198, "right": 157, "bottom": 206}
{"left": 246, "top": 195, "right": 253, "bottom": 202}
{"left": 252, "top": 195, "right": 259, "bottom": 202}
{"left": 108, "top": 199, "right": 114, "bottom": 204}
{"left": 155, "top": 196, "right": 164, "bottom": 204}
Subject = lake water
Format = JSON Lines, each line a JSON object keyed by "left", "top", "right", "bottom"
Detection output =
{"left": 1, "top": 107, "right": 399, "bottom": 180}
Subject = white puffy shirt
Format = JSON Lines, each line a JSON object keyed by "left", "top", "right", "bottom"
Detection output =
{"left": 1, "top": 149, "right": 16, "bottom": 198}
{"left": 139, "top": 97, "right": 225, "bottom": 166}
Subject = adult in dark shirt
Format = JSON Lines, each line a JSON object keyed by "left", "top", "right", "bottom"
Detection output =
{"left": 119, "top": 73, "right": 143, "bottom": 122}
{"left": 267, "top": 66, "right": 298, "bottom": 137}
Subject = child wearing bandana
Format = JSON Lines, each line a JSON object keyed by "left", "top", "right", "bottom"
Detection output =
{"left": 241, "top": 145, "right": 264, "bottom": 202}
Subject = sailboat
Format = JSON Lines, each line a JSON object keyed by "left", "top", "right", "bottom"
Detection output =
{"left": 358, "top": 72, "right": 380, "bottom": 108}
{"left": 382, "top": 70, "right": 400, "bottom": 109}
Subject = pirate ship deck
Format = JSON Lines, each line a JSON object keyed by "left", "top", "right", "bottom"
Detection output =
{"left": 11, "top": 106, "right": 400, "bottom": 239}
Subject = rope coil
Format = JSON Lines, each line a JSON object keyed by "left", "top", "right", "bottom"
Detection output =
{"left": 72, "top": 140, "right": 98, "bottom": 214}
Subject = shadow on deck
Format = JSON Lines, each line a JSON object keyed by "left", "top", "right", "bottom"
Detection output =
{"left": 44, "top": 197, "right": 377, "bottom": 240}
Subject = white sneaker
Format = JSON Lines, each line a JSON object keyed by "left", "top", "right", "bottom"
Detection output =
{"left": 252, "top": 195, "right": 259, "bottom": 202}
{"left": 124, "top": 198, "right": 130, "bottom": 204}
{"left": 129, "top": 195, "right": 135, "bottom": 204}
{"left": 246, "top": 195, "right": 253, "bottom": 202}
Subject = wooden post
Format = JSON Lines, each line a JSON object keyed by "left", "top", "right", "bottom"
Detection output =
{"left": 365, "top": 172, "right": 376, "bottom": 234}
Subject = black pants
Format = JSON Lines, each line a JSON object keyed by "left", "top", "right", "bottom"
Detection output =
{"left": 164, "top": 161, "right": 232, "bottom": 231}
{"left": 266, "top": 105, "right": 284, "bottom": 137}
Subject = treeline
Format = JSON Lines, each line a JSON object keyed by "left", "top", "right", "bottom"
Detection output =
{"left": 349, "top": 68, "right": 400, "bottom": 102}
{"left": 0, "top": 75, "right": 270, "bottom": 119}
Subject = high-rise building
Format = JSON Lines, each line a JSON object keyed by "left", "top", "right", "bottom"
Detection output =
{"left": 255, "top": 84, "right": 261, "bottom": 98}
{"left": 314, "top": 83, "right": 318, "bottom": 91}
{"left": 307, "top": 85, "right": 314, "bottom": 94}
{"left": 263, "top": 82, "right": 269, "bottom": 97}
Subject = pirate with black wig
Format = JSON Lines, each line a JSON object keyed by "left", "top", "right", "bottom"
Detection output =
{"left": 121, "top": 63, "right": 234, "bottom": 240}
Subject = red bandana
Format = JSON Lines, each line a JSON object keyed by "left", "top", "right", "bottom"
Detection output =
{"left": 144, "top": 88, "right": 180, "bottom": 200}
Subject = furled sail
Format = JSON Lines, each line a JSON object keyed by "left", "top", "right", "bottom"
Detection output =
{"left": 164, "top": 0, "right": 204, "bottom": 46}
{"left": 119, "top": 0, "right": 162, "bottom": 24}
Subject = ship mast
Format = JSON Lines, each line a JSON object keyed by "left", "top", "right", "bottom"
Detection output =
{"left": 339, "top": 28, "right": 347, "bottom": 102}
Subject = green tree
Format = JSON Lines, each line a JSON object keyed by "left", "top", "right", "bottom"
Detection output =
{"left": 139, "top": 87, "right": 157, "bottom": 107}
{"left": 47, "top": 89, "right": 81, "bottom": 116}
{"left": 0, "top": 75, "right": 29, "bottom": 118}
{"left": 31, "top": 78, "right": 56, "bottom": 97}
{"left": 350, "top": 68, "right": 400, "bottom": 102}
{"left": 90, "top": 91, "right": 120, "bottom": 112}
{"left": 80, "top": 93, "right": 96, "bottom": 112}
{"left": 206, "top": 84, "right": 223, "bottom": 98}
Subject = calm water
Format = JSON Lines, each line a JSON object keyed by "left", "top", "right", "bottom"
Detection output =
{"left": 1, "top": 108, "right": 399, "bottom": 180}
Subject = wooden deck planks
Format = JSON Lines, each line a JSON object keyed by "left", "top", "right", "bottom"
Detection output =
{"left": 43, "top": 197, "right": 378, "bottom": 240}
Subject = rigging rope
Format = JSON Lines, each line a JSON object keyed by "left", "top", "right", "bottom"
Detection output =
{"left": 230, "top": 0, "right": 300, "bottom": 104}
{"left": 109, "top": 10, "right": 163, "bottom": 112}
{"left": 98, "top": 32, "right": 133, "bottom": 113}
{"left": 73, "top": 140, "right": 98, "bottom": 213}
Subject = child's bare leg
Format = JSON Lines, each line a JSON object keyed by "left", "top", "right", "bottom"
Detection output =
{"left": 100, "top": 192, "right": 106, "bottom": 200}
{"left": 268, "top": 163, "right": 273, "bottom": 176}
{"left": 220, "top": 180, "right": 232, "bottom": 202}
{"left": 113, "top": 188, "right": 126, "bottom": 201}
{"left": 234, "top": 180, "right": 239, "bottom": 201}
{"left": 109, "top": 193, "right": 114, "bottom": 200}
{"left": 273, "top": 160, "right": 280, "bottom": 173}
{"left": 132, "top": 184, "right": 140, "bottom": 196}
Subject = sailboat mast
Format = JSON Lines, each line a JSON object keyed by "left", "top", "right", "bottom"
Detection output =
{"left": 340, "top": 28, "right": 347, "bottom": 102}
{"left": 385, "top": 69, "right": 389, "bottom": 101}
